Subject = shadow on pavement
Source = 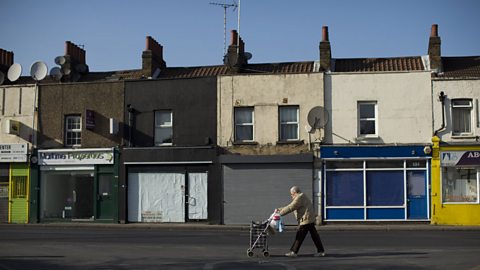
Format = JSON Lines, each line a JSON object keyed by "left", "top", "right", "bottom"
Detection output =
{"left": 0, "top": 257, "right": 70, "bottom": 270}
{"left": 269, "top": 251, "right": 428, "bottom": 258}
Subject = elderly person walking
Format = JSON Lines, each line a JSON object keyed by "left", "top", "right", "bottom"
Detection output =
{"left": 276, "top": 186, "right": 325, "bottom": 257}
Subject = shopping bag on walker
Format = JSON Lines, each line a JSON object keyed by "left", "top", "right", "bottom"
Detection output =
{"left": 269, "top": 212, "right": 284, "bottom": 233}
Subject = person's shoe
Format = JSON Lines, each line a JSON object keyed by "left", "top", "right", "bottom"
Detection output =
{"left": 285, "top": 251, "right": 297, "bottom": 257}
{"left": 313, "top": 252, "right": 326, "bottom": 257}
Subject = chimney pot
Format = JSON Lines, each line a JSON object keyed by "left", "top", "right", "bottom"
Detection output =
{"left": 146, "top": 36, "right": 151, "bottom": 50}
{"left": 65, "top": 41, "right": 71, "bottom": 55}
{"left": 319, "top": 25, "right": 332, "bottom": 71}
{"left": 322, "top": 26, "right": 329, "bottom": 42}
{"left": 230, "top": 30, "right": 238, "bottom": 46}
{"left": 431, "top": 24, "right": 438, "bottom": 37}
{"left": 7, "top": 51, "right": 13, "bottom": 66}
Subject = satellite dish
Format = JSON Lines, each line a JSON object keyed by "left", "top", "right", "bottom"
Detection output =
{"left": 71, "top": 72, "right": 81, "bottom": 82}
{"left": 55, "top": 56, "right": 66, "bottom": 65}
{"left": 50, "top": 67, "right": 63, "bottom": 80}
{"left": 307, "top": 106, "right": 329, "bottom": 132}
{"left": 152, "top": 68, "right": 161, "bottom": 79}
{"left": 75, "top": 63, "right": 87, "bottom": 73}
{"left": 7, "top": 63, "right": 22, "bottom": 82}
{"left": 62, "top": 67, "right": 71, "bottom": 75}
{"left": 0, "top": 71, "right": 4, "bottom": 85}
{"left": 30, "top": 61, "right": 48, "bottom": 81}
{"left": 245, "top": 52, "right": 253, "bottom": 60}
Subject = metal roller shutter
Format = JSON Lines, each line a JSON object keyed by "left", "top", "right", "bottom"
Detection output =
{"left": 223, "top": 163, "right": 313, "bottom": 225}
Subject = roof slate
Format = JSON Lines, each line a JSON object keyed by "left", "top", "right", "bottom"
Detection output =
{"left": 439, "top": 56, "right": 480, "bottom": 78}
{"left": 334, "top": 57, "right": 425, "bottom": 72}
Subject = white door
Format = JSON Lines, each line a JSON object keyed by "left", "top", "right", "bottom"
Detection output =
{"left": 188, "top": 172, "right": 208, "bottom": 220}
{"left": 128, "top": 172, "right": 185, "bottom": 222}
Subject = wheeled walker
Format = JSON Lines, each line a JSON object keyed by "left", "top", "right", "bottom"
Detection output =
{"left": 246, "top": 220, "right": 271, "bottom": 257}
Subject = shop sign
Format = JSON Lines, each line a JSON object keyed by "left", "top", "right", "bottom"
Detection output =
{"left": 0, "top": 143, "right": 27, "bottom": 162}
{"left": 38, "top": 148, "right": 114, "bottom": 165}
{"left": 85, "top": 109, "right": 95, "bottom": 130}
{"left": 441, "top": 151, "right": 480, "bottom": 167}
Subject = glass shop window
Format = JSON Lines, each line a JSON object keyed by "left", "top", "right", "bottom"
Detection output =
{"left": 40, "top": 170, "right": 94, "bottom": 220}
{"left": 442, "top": 167, "right": 479, "bottom": 203}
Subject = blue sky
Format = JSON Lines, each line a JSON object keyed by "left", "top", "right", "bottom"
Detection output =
{"left": 1, "top": 0, "right": 479, "bottom": 73}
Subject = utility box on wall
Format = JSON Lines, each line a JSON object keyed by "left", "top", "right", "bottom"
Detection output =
{"left": 5, "top": 119, "right": 20, "bottom": 136}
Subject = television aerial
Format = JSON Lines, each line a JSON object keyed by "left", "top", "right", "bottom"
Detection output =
{"left": 209, "top": 1, "right": 238, "bottom": 56}
{"left": 30, "top": 61, "right": 48, "bottom": 81}
{"left": 7, "top": 63, "right": 22, "bottom": 82}
{"left": 307, "top": 106, "right": 329, "bottom": 133}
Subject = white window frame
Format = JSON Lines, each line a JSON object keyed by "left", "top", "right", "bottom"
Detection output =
{"left": 358, "top": 101, "right": 378, "bottom": 138}
{"left": 65, "top": 115, "right": 82, "bottom": 147}
{"left": 323, "top": 159, "right": 431, "bottom": 221}
{"left": 451, "top": 99, "right": 474, "bottom": 136}
{"left": 279, "top": 106, "right": 300, "bottom": 141}
{"left": 155, "top": 110, "right": 173, "bottom": 146}
{"left": 234, "top": 107, "right": 254, "bottom": 142}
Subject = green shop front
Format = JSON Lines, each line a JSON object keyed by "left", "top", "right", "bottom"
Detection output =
{"left": 0, "top": 143, "right": 30, "bottom": 224}
{"left": 34, "top": 148, "right": 118, "bottom": 223}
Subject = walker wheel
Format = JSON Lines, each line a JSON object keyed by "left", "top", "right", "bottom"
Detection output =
{"left": 263, "top": 251, "right": 270, "bottom": 257}
{"left": 247, "top": 249, "right": 254, "bottom": 257}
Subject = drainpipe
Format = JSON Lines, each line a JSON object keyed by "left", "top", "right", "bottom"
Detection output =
{"left": 434, "top": 91, "right": 446, "bottom": 136}
{"left": 127, "top": 104, "right": 134, "bottom": 147}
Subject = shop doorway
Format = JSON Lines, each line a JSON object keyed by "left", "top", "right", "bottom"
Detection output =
{"left": 407, "top": 171, "right": 428, "bottom": 219}
{"left": 96, "top": 174, "right": 114, "bottom": 220}
{"left": 0, "top": 164, "right": 8, "bottom": 223}
{"left": 127, "top": 171, "right": 208, "bottom": 223}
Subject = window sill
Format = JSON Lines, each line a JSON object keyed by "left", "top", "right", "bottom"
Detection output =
{"left": 276, "top": 140, "right": 304, "bottom": 145}
{"left": 232, "top": 141, "right": 258, "bottom": 146}
{"left": 154, "top": 144, "right": 173, "bottom": 147}
{"left": 356, "top": 135, "right": 379, "bottom": 140}
{"left": 451, "top": 135, "right": 478, "bottom": 140}
{"left": 442, "top": 202, "right": 479, "bottom": 205}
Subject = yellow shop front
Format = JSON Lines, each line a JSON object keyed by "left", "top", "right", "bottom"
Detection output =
{"left": 431, "top": 136, "right": 480, "bottom": 225}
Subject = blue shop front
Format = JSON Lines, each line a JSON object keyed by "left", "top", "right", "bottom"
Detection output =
{"left": 320, "top": 145, "right": 431, "bottom": 221}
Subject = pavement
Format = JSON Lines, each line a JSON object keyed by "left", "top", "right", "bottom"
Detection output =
{"left": 2, "top": 222, "right": 480, "bottom": 231}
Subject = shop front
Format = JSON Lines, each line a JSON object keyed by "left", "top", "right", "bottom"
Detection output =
{"left": 0, "top": 143, "right": 29, "bottom": 223}
{"left": 431, "top": 137, "right": 480, "bottom": 225}
{"left": 320, "top": 145, "right": 431, "bottom": 221}
{"left": 220, "top": 154, "right": 314, "bottom": 225}
{"left": 122, "top": 147, "right": 221, "bottom": 224}
{"left": 36, "top": 148, "right": 118, "bottom": 223}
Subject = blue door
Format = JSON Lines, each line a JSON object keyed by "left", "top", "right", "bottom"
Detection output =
{"left": 407, "top": 171, "right": 428, "bottom": 219}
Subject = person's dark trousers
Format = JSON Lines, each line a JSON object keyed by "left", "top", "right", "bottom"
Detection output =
{"left": 290, "top": 223, "right": 325, "bottom": 253}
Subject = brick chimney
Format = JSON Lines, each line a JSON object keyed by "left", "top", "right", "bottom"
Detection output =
{"left": 62, "top": 41, "right": 89, "bottom": 76}
{"left": 142, "top": 36, "right": 166, "bottom": 78}
{"left": 428, "top": 24, "right": 442, "bottom": 72}
{"left": 0, "top": 48, "right": 14, "bottom": 74}
{"left": 319, "top": 26, "right": 332, "bottom": 71}
{"left": 224, "top": 30, "right": 248, "bottom": 73}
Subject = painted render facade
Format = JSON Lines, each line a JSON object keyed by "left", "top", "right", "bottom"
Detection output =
{"left": 217, "top": 72, "right": 324, "bottom": 154}
{"left": 324, "top": 71, "right": 433, "bottom": 145}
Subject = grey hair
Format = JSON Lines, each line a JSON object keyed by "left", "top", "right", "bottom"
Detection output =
{"left": 290, "top": 186, "right": 301, "bottom": 194}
